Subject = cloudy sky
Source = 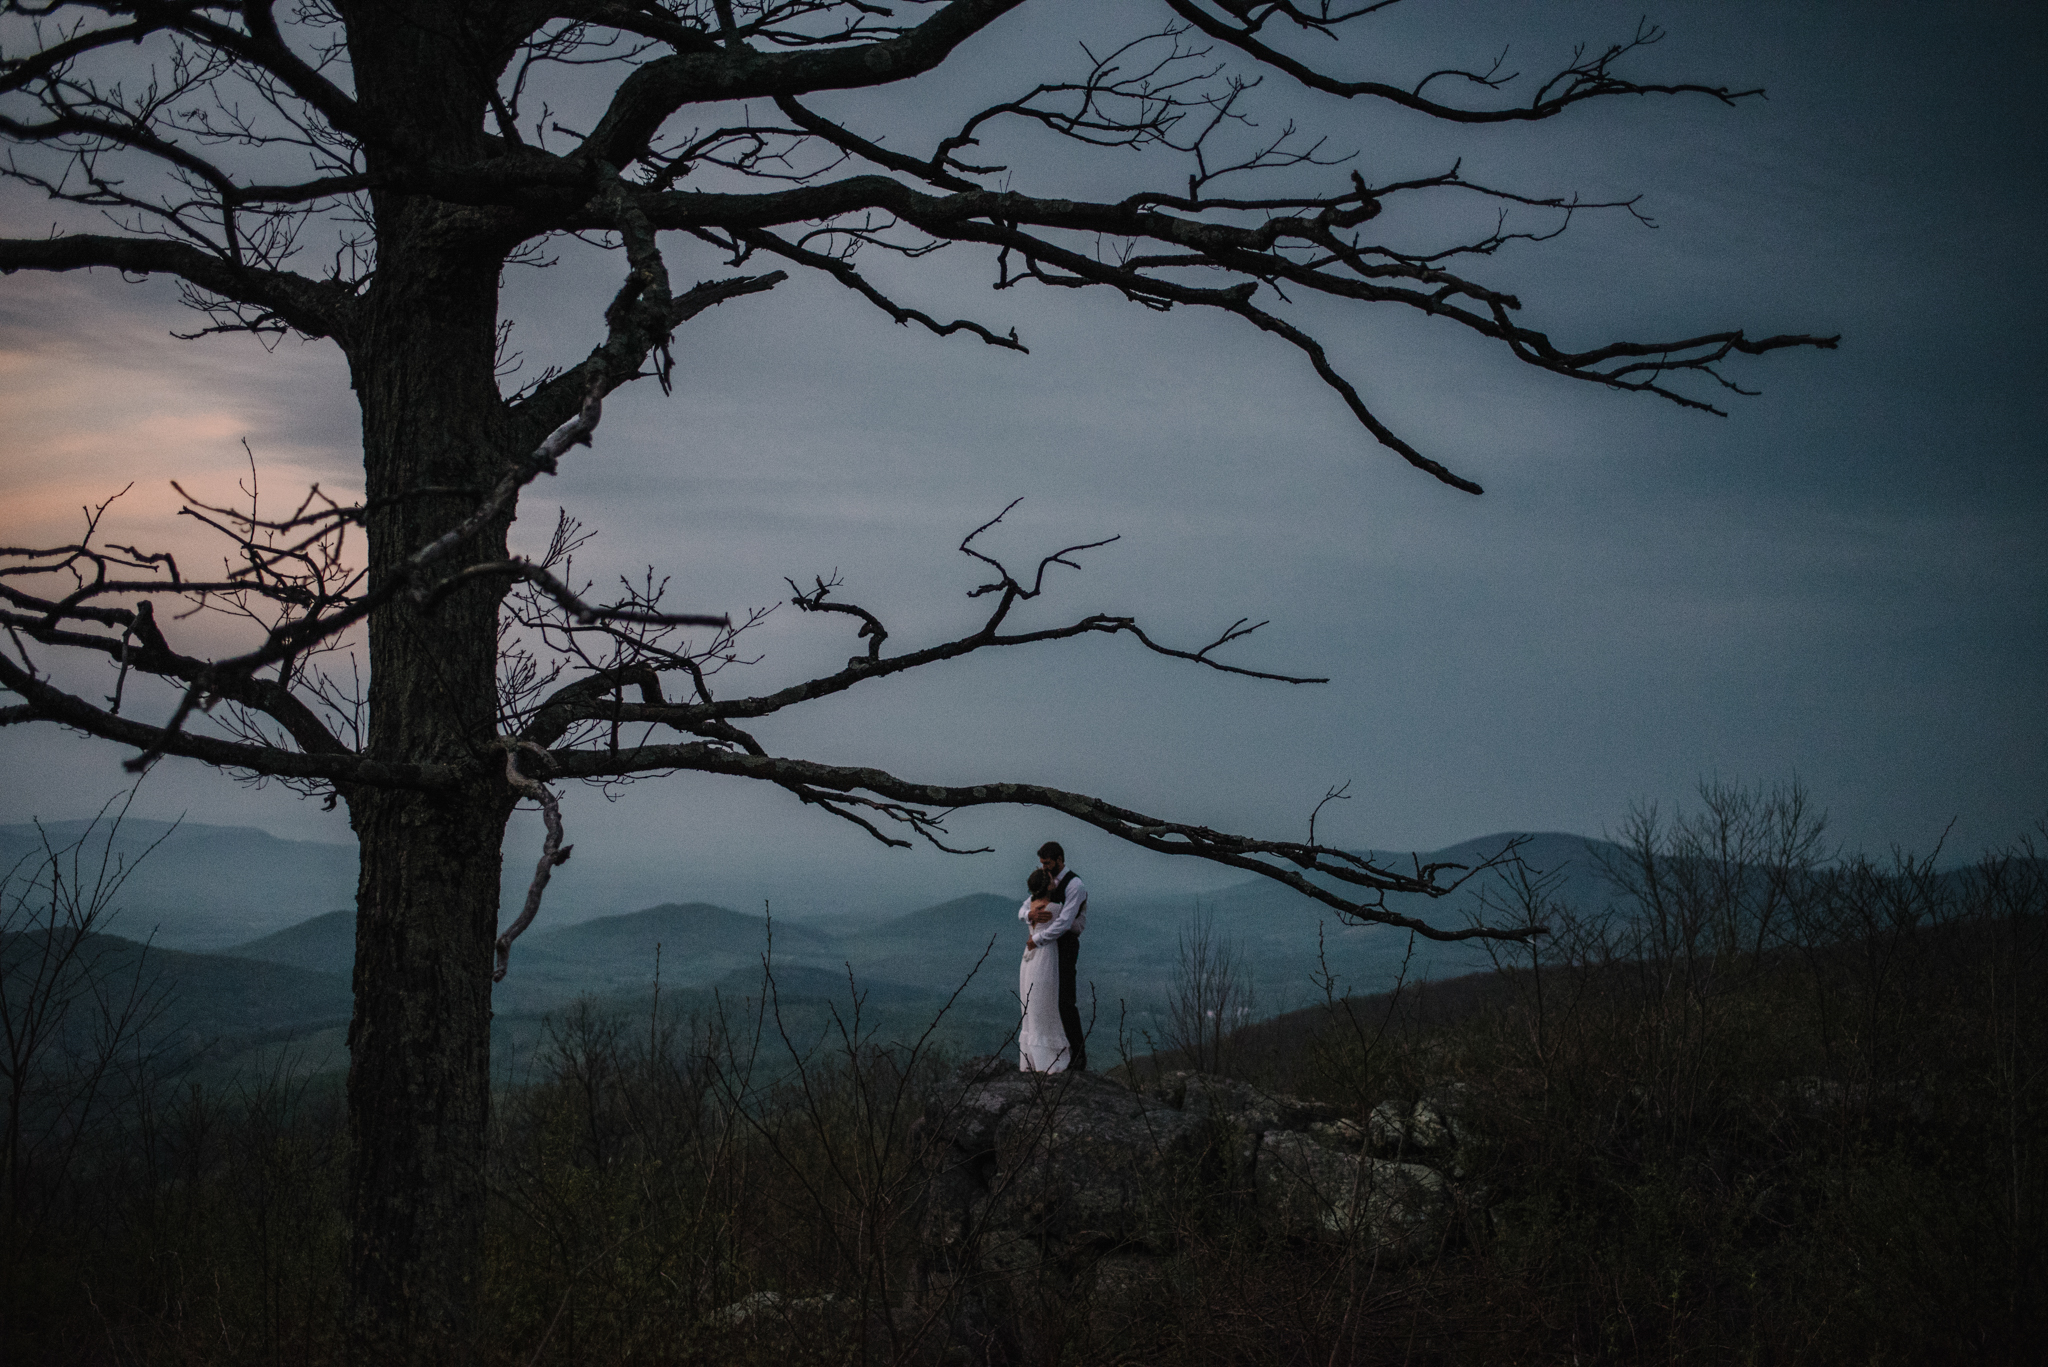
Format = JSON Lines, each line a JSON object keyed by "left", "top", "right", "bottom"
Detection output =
{"left": 2, "top": 1, "right": 2042, "bottom": 920}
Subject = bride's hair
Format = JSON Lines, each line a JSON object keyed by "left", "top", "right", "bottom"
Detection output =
{"left": 1026, "top": 868, "right": 1052, "bottom": 898}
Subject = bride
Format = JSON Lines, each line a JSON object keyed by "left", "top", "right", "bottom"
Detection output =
{"left": 1018, "top": 869, "right": 1068, "bottom": 1072}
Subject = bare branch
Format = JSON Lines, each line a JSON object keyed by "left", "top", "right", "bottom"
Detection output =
{"left": 1163, "top": 4, "right": 1763, "bottom": 122}
{"left": 0, "top": 381, "right": 611, "bottom": 776}
{"left": 618, "top": 173, "right": 1834, "bottom": 491}
{"left": 0, "top": 234, "right": 355, "bottom": 340}
{"left": 786, "top": 573, "right": 888, "bottom": 661}
{"left": 0, "top": 647, "right": 449, "bottom": 790}
{"left": 544, "top": 740, "right": 1539, "bottom": 942}
{"left": 576, "top": 0, "right": 1031, "bottom": 169}
{"left": 494, "top": 742, "right": 573, "bottom": 981}
{"left": 718, "top": 224, "right": 1025, "bottom": 352}
{"left": 509, "top": 252, "right": 787, "bottom": 443}
{"left": 423, "top": 557, "right": 730, "bottom": 630}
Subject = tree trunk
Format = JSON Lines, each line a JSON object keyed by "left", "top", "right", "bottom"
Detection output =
{"left": 345, "top": 790, "right": 506, "bottom": 1359}
{"left": 342, "top": 221, "right": 517, "bottom": 1360}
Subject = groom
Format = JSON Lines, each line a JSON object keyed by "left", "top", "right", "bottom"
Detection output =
{"left": 1030, "top": 841, "right": 1088, "bottom": 1072}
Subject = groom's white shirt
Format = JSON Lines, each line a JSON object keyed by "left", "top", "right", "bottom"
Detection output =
{"left": 1018, "top": 871, "right": 1087, "bottom": 944}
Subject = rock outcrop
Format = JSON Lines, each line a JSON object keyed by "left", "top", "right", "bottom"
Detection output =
{"left": 913, "top": 1060, "right": 1471, "bottom": 1361}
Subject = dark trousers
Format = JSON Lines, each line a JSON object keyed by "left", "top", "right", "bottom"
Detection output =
{"left": 1055, "top": 932, "right": 1086, "bottom": 1072}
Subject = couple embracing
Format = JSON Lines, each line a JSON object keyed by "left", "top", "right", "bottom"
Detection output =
{"left": 1017, "top": 841, "right": 1087, "bottom": 1073}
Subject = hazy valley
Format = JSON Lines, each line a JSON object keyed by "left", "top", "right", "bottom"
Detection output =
{"left": 2, "top": 820, "right": 1616, "bottom": 1080}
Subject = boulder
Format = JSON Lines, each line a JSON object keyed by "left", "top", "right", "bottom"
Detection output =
{"left": 989, "top": 1073, "right": 1207, "bottom": 1249}
{"left": 1368, "top": 1086, "right": 1474, "bottom": 1161}
{"left": 1308, "top": 1117, "right": 1366, "bottom": 1150}
{"left": 1255, "top": 1131, "right": 1453, "bottom": 1259}
{"left": 920, "top": 1061, "right": 1204, "bottom": 1247}
{"left": 1142, "top": 1069, "right": 1342, "bottom": 1178}
{"left": 914, "top": 1059, "right": 1468, "bottom": 1362}
{"left": 1146, "top": 1070, "right": 1340, "bottom": 1131}
{"left": 913, "top": 1060, "right": 1206, "bottom": 1364}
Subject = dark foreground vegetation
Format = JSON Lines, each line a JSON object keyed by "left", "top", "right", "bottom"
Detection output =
{"left": 4, "top": 786, "right": 2043, "bottom": 1365}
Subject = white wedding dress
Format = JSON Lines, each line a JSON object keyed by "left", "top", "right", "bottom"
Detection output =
{"left": 1018, "top": 935, "right": 1069, "bottom": 1073}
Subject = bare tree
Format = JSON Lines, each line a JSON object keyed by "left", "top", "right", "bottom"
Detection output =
{"left": 0, "top": 2, "right": 1834, "bottom": 1356}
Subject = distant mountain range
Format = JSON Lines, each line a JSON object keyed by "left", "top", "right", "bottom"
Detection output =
{"left": 5, "top": 820, "right": 1624, "bottom": 1080}
{"left": 0, "top": 819, "right": 359, "bottom": 952}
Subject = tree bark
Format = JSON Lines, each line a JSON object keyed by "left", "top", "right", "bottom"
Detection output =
{"left": 341, "top": 217, "right": 516, "bottom": 1360}
{"left": 345, "top": 789, "right": 505, "bottom": 1360}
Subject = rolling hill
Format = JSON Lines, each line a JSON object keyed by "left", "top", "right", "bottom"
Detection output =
{"left": 0, "top": 821, "right": 1631, "bottom": 1071}
{"left": 0, "top": 819, "right": 358, "bottom": 951}
{"left": 1, "top": 928, "right": 352, "bottom": 1070}
{"left": 229, "top": 909, "right": 355, "bottom": 974}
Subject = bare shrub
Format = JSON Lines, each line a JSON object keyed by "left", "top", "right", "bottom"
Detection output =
{"left": 1161, "top": 905, "right": 1257, "bottom": 1076}
{"left": 1, "top": 797, "right": 170, "bottom": 1238}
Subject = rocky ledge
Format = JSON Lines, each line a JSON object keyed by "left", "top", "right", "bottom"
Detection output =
{"left": 912, "top": 1058, "right": 1479, "bottom": 1361}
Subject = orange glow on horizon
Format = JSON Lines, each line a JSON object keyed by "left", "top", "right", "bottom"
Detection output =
{"left": 1, "top": 283, "right": 362, "bottom": 570}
